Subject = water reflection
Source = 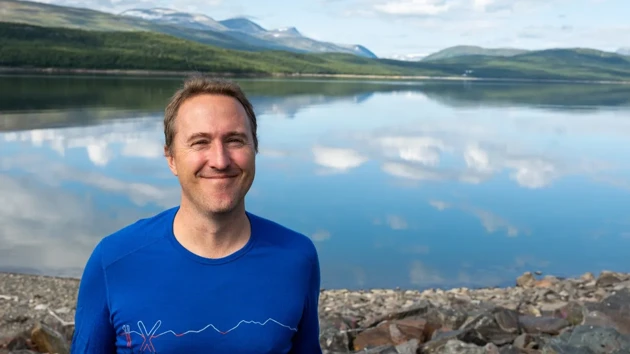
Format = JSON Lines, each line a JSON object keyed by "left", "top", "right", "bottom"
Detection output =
{"left": 1, "top": 75, "right": 629, "bottom": 290}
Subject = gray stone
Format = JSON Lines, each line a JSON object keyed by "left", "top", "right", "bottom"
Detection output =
{"left": 554, "top": 325, "right": 630, "bottom": 353}
{"left": 541, "top": 342, "right": 595, "bottom": 354}
{"left": 518, "top": 315, "right": 570, "bottom": 335}
{"left": 517, "top": 273, "right": 536, "bottom": 288}
{"left": 497, "top": 345, "right": 530, "bottom": 354}
{"left": 428, "top": 339, "right": 500, "bottom": 354}
{"left": 319, "top": 316, "right": 353, "bottom": 352}
{"left": 395, "top": 339, "right": 420, "bottom": 354}
{"left": 583, "top": 289, "right": 630, "bottom": 335}
{"left": 513, "top": 333, "right": 536, "bottom": 350}
{"left": 459, "top": 310, "right": 520, "bottom": 346}
{"left": 597, "top": 272, "right": 622, "bottom": 287}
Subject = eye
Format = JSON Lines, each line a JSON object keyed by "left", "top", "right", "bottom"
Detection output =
{"left": 227, "top": 138, "right": 245, "bottom": 145}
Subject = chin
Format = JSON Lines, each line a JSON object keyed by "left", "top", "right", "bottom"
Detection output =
{"left": 203, "top": 198, "right": 242, "bottom": 215}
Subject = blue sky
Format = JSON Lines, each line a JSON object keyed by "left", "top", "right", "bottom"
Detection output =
{"left": 36, "top": 0, "right": 630, "bottom": 59}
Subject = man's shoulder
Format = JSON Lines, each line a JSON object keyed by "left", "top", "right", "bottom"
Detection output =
{"left": 248, "top": 212, "right": 318, "bottom": 258}
{"left": 96, "top": 206, "right": 178, "bottom": 267}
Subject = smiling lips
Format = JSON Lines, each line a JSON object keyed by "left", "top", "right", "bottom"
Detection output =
{"left": 199, "top": 174, "right": 238, "bottom": 180}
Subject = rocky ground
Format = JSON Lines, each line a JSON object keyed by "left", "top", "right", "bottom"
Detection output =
{"left": 2, "top": 271, "right": 630, "bottom": 353}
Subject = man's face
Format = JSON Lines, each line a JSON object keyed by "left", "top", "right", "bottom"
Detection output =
{"left": 165, "top": 94, "right": 256, "bottom": 215}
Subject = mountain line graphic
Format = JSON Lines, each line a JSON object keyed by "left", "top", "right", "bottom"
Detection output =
{"left": 120, "top": 318, "right": 298, "bottom": 352}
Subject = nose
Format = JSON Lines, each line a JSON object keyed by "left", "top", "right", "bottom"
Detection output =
{"left": 208, "top": 141, "right": 231, "bottom": 171}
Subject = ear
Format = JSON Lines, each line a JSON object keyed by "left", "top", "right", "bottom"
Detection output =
{"left": 164, "top": 145, "right": 178, "bottom": 176}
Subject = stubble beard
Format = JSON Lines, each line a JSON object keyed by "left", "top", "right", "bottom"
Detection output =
{"left": 181, "top": 178, "right": 248, "bottom": 217}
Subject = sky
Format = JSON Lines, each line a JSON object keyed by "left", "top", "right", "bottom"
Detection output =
{"left": 30, "top": 0, "right": 630, "bottom": 59}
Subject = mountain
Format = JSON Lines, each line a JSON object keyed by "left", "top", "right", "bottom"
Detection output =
{"left": 0, "top": 0, "right": 376, "bottom": 58}
{"left": 3, "top": 22, "right": 630, "bottom": 82}
{"left": 388, "top": 54, "right": 425, "bottom": 62}
{"left": 422, "top": 45, "right": 530, "bottom": 62}
{"left": 119, "top": 8, "right": 227, "bottom": 32}
{"left": 421, "top": 48, "right": 630, "bottom": 81}
{"left": 618, "top": 47, "right": 630, "bottom": 56}
{"left": 219, "top": 18, "right": 266, "bottom": 34}
{"left": 119, "top": 9, "right": 377, "bottom": 58}
{"left": 0, "top": 0, "right": 262, "bottom": 51}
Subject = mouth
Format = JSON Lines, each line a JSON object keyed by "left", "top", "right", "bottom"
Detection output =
{"left": 199, "top": 174, "right": 238, "bottom": 180}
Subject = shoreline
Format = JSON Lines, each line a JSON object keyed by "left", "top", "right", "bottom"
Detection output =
{"left": 2, "top": 66, "right": 630, "bottom": 85}
{"left": 3, "top": 270, "right": 630, "bottom": 353}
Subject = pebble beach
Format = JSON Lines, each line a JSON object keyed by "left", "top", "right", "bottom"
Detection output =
{"left": 2, "top": 270, "right": 630, "bottom": 353}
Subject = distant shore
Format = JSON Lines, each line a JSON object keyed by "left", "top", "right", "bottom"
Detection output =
{"left": 2, "top": 270, "right": 630, "bottom": 353}
{"left": 2, "top": 66, "right": 630, "bottom": 85}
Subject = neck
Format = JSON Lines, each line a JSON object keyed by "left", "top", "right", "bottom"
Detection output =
{"left": 173, "top": 198, "right": 251, "bottom": 259}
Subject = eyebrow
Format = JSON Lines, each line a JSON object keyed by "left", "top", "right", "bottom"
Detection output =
{"left": 187, "top": 131, "right": 248, "bottom": 142}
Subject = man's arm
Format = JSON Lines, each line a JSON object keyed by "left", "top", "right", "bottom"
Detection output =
{"left": 290, "top": 247, "right": 322, "bottom": 354}
{"left": 71, "top": 241, "right": 116, "bottom": 354}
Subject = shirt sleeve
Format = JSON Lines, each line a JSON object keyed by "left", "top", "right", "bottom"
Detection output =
{"left": 290, "top": 245, "right": 322, "bottom": 354}
{"left": 70, "top": 241, "right": 116, "bottom": 354}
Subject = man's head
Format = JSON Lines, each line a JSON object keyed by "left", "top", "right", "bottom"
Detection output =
{"left": 164, "top": 75, "right": 258, "bottom": 216}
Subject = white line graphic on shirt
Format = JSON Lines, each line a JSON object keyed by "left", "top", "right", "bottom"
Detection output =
{"left": 120, "top": 318, "right": 297, "bottom": 352}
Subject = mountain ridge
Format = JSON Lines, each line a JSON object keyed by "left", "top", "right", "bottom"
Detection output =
{"left": 422, "top": 45, "right": 530, "bottom": 62}
{"left": 121, "top": 9, "right": 378, "bottom": 58}
{"left": 2, "top": 22, "right": 630, "bottom": 83}
{"left": 0, "top": 0, "right": 377, "bottom": 58}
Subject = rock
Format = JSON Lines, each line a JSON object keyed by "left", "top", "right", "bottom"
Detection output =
{"left": 390, "top": 318, "right": 427, "bottom": 344}
{"left": 427, "top": 339, "right": 500, "bottom": 354}
{"left": 6, "top": 335, "right": 30, "bottom": 351}
{"left": 319, "top": 316, "right": 353, "bottom": 352}
{"left": 353, "top": 323, "right": 392, "bottom": 351}
{"left": 596, "top": 272, "right": 622, "bottom": 287}
{"left": 459, "top": 309, "right": 520, "bottom": 346}
{"left": 498, "top": 345, "right": 533, "bottom": 354}
{"left": 363, "top": 300, "right": 431, "bottom": 328}
{"left": 541, "top": 342, "right": 595, "bottom": 354}
{"left": 583, "top": 289, "right": 630, "bottom": 335}
{"left": 362, "top": 345, "right": 399, "bottom": 354}
{"left": 517, "top": 273, "right": 536, "bottom": 288}
{"left": 493, "top": 309, "right": 519, "bottom": 334}
{"left": 513, "top": 333, "right": 536, "bottom": 350}
{"left": 423, "top": 307, "right": 469, "bottom": 334}
{"left": 395, "top": 339, "right": 420, "bottom": 354}
{"left": 353, "top": 318, "right": 426, "bottom": 351}
{"left": 535, "top": 276, "right": 559, "bottom": 289}
{"left": 553, "top": 302, "right": 584, "bottom": 326}
{"left": 30, "top": 322, "right": 70, "bottom": 354}
{"left": 518, "top": 315, "right": 570, "bottom": 335}
{"left": 422, "top": 330, "right": 468, "bottom": 352}
{"left": 543, "top": 325, "right": 630, "bottom": 354}
{"left": 613, "top": 280, "right": 630, "bottom": 291}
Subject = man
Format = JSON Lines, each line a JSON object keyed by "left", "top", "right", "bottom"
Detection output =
{"left": 71, "top": 76, "right": 322, "bottom": 354}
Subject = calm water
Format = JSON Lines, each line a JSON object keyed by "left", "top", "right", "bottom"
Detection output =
{"left": 1, "top": 74, "right": 629, "bottom": 290}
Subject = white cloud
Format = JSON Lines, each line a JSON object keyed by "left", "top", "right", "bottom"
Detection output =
{"left": 409, "top": 261, "right": 444, "bottom": 285}
{"left": 386, "top": 215, "right": 408, "bottom": 230}
{"left": 3, "top": 117, "right": 165, "bottom": 167}
{"left": 378, "top": 136, "right": 446, "bottom": 165}
{"left": 373, "top": 0, "right": 453, "bottom": 15}
{"left": 312, "top": 145, "right": 368, "bottom": 173}
{"left": 429, "top": 200, "right": 450, "bottom": 210}
{"left": 0, "top": 173, "right": 158, "bottom": 277}
{"left": 409, "top": 260, "right": 507, "bottom": 288}
{"left": 429, "top": 199, "right": 523, "bottom": 237}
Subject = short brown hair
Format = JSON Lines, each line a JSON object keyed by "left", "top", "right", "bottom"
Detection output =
{"left": 163, "top": 75, "right": 258, "bottom": 155}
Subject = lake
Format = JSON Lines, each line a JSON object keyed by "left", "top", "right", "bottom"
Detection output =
{"left": 1, "top": 74, "right": 629, "bottom": 291}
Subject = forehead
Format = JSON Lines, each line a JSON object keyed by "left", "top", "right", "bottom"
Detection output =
{"left": 176, "top": 94, "right": 250, "bottom": 134}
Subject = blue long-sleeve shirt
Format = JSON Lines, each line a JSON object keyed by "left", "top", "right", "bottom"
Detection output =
{"left": 71, "top": 207, "right": 322, "bottom": 354}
